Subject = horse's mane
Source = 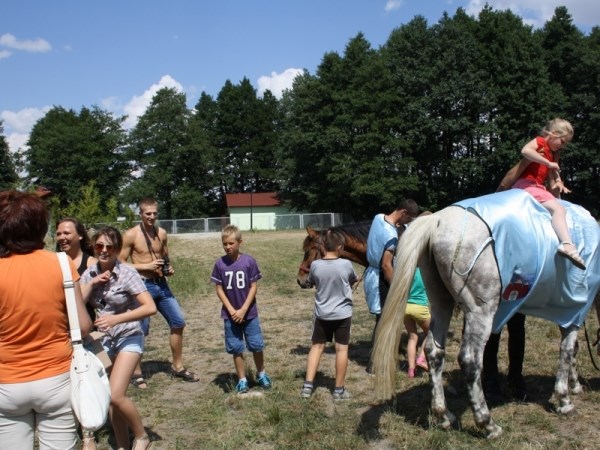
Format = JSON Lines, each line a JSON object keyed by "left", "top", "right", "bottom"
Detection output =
{"left": 330, "top": 221, "right": 371, "bottom": 244}
{"left": 302, "top": 221, "right": 371, "bottom": 253}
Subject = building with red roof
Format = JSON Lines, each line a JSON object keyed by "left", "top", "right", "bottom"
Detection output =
{"left": 225, "top": 192, "right": 291, "bottom": 230}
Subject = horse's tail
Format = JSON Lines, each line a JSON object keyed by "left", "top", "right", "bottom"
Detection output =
{"left": 372, "top": 213, "right": 440, "bottom": 400}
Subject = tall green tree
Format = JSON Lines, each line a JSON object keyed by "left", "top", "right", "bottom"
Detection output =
{"left": 382, "top": 16, "right": 439, "bottom": 207}
{"left": 339, "top": 33, "right": 418, "bottom": 215}
{"left": 127, "top": 88, "right": 190, "bottom": 219}
{"left": 187, "top": 92, "right": 222, "bottom": 216}
{"left": 280, "top": 33, "right": 415, "bottom": 218}
{"left": 207, "top": 78, "right": 281, "bottom": 212}
{"left": 470, "top": 7, "right": 562, "bottom": 195}
{"left": 25, "top": 106, "right": 128, "bottom": 209}
{"left": 538, "top": 7, "right": 600, "bottom": 213}
{"left": 0, "top": 123, "right": 18, "bottom": 190}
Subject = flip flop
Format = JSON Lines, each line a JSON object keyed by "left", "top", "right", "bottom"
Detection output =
{"left": 557, "top": 242, "right": 586, "bottom": 270}
{"left": 171, "top": 367, "right": 199, "bottom": 382}
{"left": 130, "top": 375, "right": 148, "bottom": 389}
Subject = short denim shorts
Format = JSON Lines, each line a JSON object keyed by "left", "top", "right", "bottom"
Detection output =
{"left": 224, "top": 317, "right": 265, "bottom": 355}
{"left": 102, "top": 333, "right": 144, "bottom": 359}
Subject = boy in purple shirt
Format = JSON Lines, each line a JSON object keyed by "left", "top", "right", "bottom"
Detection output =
{"left": 210, "top": 225, "right": 272, "bottom": 394}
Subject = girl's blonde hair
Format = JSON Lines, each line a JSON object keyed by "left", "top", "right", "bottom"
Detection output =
{"left": 542, "top": 118, "right": 574, "bottom": 138}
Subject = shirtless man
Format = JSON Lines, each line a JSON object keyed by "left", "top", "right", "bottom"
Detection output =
{"left": 120, "top": 196, "right": 199, "bottom": 386}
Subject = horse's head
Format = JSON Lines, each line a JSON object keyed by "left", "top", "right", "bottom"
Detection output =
{"left": 297, "top": 226, "right": 325, "bottom": 288}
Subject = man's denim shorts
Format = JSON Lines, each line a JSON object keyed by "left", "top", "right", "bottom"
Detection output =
{"left": 141, "top": 279, "right": 186, "bottom": 335}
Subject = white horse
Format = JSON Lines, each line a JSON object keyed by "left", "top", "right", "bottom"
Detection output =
{"left": 372, "top": 191, "right": 600, "bottom": 439}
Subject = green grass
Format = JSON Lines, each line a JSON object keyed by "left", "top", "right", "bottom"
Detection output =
{"left": 73, "top": 230, "right": 600, "bottom": 450}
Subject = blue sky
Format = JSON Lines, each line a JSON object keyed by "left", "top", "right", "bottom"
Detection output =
{"left": 1, "top": 0, "right": 598, "bottom": 154}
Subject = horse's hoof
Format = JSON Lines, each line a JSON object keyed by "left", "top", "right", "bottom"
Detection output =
{"left": 556, "top": 404, "right": 577, "bottom": 416}
{"left": 438, "top": 419, "right": 453, "bottom": 430}
{"left": 571, "top": 384, "right": 583, "bottom": 395}
{"left": 437, "top": 411, "right": 458, "bottom": 430}
{"left": 486, "top": 424, "right": 503, "bottom": 439}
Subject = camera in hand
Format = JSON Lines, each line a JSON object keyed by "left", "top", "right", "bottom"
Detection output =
{"left": 162, "top": 256, "right": 171, "bottom": 276}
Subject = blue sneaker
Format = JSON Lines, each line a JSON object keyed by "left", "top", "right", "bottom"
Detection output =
{"left": 236, "top": 379, "right": 249, "bottom": 393}
{"left": 256, "top": 372, "right": 272, "bottom": 389}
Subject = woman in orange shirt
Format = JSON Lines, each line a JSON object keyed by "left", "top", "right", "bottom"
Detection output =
{"left": 0, "top": 191, "right": 92, "bottom": 450}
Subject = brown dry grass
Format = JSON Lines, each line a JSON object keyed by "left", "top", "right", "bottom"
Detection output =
{"left": 91, "top": 230, "right": 600, "bottom": 450}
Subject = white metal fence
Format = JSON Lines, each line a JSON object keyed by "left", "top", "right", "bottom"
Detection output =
{"left": 113, "top": 212, "right": 347, "bottom": 235}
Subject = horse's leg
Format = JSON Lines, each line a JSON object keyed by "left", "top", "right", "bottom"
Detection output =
{"left": 459, "top": 307, "right": 502, "bottom": 439}
{"left": 568, "top": 339, "right": 583, "bottom": 394}
{"left": 555, "top": 325, "right": 578, "bottom": 414}
{"left": 425, "top": 294, "right": 456, "bottom": 431}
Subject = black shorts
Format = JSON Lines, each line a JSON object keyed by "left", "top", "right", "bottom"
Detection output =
{"left": 311, "top": 317, "right": 352, "bottom": 345}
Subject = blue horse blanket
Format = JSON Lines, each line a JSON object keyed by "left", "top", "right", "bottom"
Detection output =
{"left": 455, "top": 189, "right": 600, "bottom": 333}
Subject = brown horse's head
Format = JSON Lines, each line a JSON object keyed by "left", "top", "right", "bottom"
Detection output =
{"left": 297, "top": 226, "right": 325, "bottom": 288}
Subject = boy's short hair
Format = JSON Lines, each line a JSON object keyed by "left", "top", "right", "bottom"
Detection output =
{"left": 222, "top": 224, "right": 242, "bottom": 241}
{"left": 324, "top": 229, "right": 345, "bottom": 252}
{"left": 394, "top": 199, "right": 419, "bottom": 218}
{"left": 139, "top": 196, "right": 158, "bottom": 211}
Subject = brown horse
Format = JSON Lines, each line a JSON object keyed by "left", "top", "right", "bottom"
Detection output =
{"left": 296, "top": 222, "right": 370, "bottom": 288}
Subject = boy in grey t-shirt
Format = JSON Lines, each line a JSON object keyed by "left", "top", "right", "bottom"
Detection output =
{"left": 301, "top": 229, "right": 358, "bottom": 400}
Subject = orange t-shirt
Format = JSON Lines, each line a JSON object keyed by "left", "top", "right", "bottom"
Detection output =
{"left": 0, "top": 250, "right": 79, "bottom": 383}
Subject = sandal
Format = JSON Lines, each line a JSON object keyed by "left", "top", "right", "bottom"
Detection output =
{"left": 171, "top": 367, "right": 199, "bottom": 382}
{"left": 132, "top": 434, "right": 152, "bottom": 450}
{"left": 130, "top": 375, "right": 148, "bottom": 389}
{"left": 557, "top": 242, "right": 586, "bottom": 270}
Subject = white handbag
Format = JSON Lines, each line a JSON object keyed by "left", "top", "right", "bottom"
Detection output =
{"left": 58, "top": 252, "right": 111, "bottom": 431}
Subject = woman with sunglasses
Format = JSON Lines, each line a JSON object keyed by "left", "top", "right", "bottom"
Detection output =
{"left": 80, "top": 227, "right": 156, "bottom": 450}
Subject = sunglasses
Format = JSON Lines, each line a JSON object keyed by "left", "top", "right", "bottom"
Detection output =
{"left": 95, "top": 243, "right": 114, "bottom": 253}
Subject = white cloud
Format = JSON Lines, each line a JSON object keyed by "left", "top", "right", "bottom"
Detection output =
{"left": 7, "top": 133, "right": 28, "bottom": 154}
{"left": 121, "top": 75, "right": 184, "bottom": 129}
{"left": 384, "top": 0, "right": 403, "bottom": 13}
{"left": 0, "top": 33, "right": 51, "bottom": 52}
{"left": 0, "top": 49, "right": 11, "bottom": 59}
{"left": 1, "top": 107, "right": 50, "bottom": 153}
{"left": 465, "top": 0, "right": 600, "bottom": 29}
{"left": 1, "top": 108, "right": 50, "bottom": 135}
{"left": 257, "top": 68, "right": 303, "bottom": 99}
{"left": 0, "top": 77, "right": 186, "bottom": 156}
{"left": 100, "top": 96, "right": 121, "bottom": 112}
